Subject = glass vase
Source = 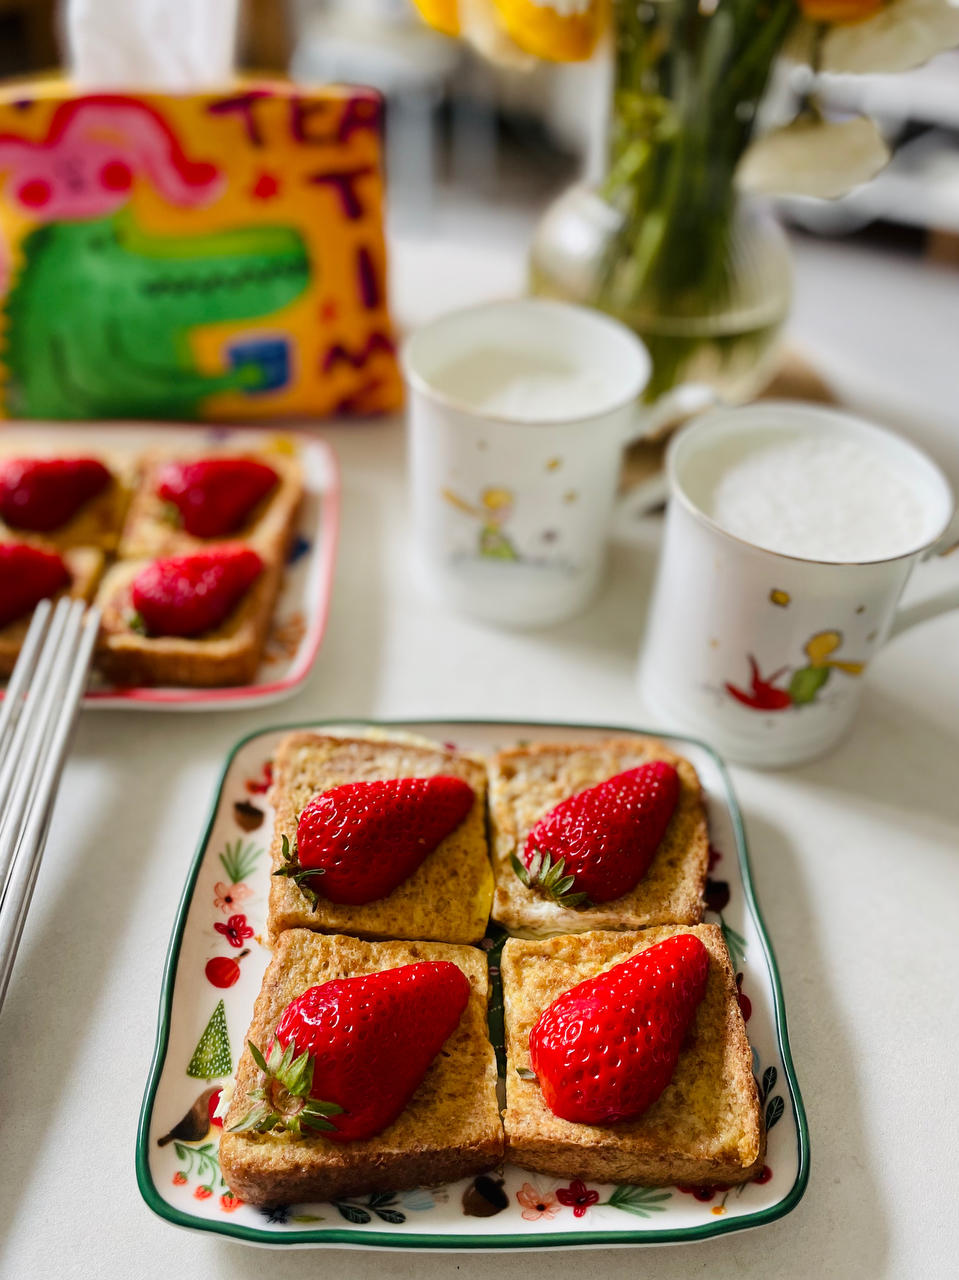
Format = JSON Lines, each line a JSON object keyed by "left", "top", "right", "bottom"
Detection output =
{"left": 530, "top": 0, "right": 796, "bottom": 404}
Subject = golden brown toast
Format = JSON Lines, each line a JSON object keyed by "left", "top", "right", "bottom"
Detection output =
{"left": 501, "top": 925, "right": 764, "bottom": 1187}
{"left": 489, "top": 737, "right": 708, "bottom": 936}
{"left": 0, "top": 545, "right": 104, "bottom": 677}
{"left": 219, "top": 930, "right": 504, "bottom": 1206}
{"left": 0, "top": 452, "right": 134, "bottom": 553}
{"left": 119, "top": 447, "right": 302, "bottom": 561}
{"left": 94, "top": 554, "right": 281, "bottom": 687}
{"left": 267, "top": 732, "right": 494, "bottom": 944}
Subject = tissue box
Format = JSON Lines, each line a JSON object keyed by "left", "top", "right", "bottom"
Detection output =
{"left": 0, "top": 81, "right": 402, "bottom": 421}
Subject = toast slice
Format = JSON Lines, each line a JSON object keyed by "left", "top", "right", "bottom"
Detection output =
{"left": 0, "top": 545, "right": 104, "bottom": 677}
{"left": 119, "top": 447, "right": 302, "bottom": 561}
{"left": 489, "top": 737, "right": 708, "bottom": 936}
{"left": 94, "top": 553, "right": 281, "bottom": 687}
{"left": 219, "top": 930, "right": 504, "bottom": 1206}
{"left": 501, "top": 925, "right": 764, "bottom": 1187}
{"left": 267, "top": 732, "right": 494, "bottom": 944}
{"left": 0, "top": 453, "right": 135, "bottom": 553}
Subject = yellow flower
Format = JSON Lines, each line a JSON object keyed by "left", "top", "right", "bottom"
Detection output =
{"left": 410, "top": 0, "right": 606, "bottom": 61}
{"left": 798, "top": 0, "right": 883, "bottom": 21}
{"left": 411, "top": 0, "right": 461, "bottom": 36}
{"left": 490, "top": 0, "right": 607, "bottom": 61}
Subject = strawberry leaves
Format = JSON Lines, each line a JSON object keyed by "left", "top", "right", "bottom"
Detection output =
{"left": 272, "top": 832, "right": 325, "bottom": 909}
{"left": 510, "top": 850, "right": 591, "bottom": 909}
{"left": 229, "top": 1039, "right": 343, "bottom": 1137}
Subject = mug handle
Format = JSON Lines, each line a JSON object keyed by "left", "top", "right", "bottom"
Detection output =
{"left": 624, "top": 383, "right": 717, "bottom": 445}
{"left": 887, "top": 535, "right": 959, "bottom": 639}
{"left": 618, "top": 383, "right": 717, "bottom": 518}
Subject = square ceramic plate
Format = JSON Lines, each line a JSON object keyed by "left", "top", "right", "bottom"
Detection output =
{"left": 137, "top": 719, "right": 809, "bottom": 1249}
{"left": 0, "top": 422, "right": 339, "bottom": 710}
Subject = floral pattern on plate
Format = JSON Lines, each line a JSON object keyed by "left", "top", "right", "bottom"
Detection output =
{"left": 138, "top": 719, "right": 809, "bottom": 1248}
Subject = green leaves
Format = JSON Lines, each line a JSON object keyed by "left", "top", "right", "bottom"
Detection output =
{"left": 173, "top": 1140, "right": 223, "bottom": 1189}
{"left": 228, "top": 1038, "right": 343, "bottom": 1137}
{"left": 272, "top": 832, "right": 324, "bottom": 910}
{"left": 511, "top": 850, "right": 591, "bottom": 909}
{"left": 721, "top": 920, "right": 747, "bottom": 974}
{"left": 603, "top": 1185, "right": 672, "bottom": 1217}
{"left": 760, "top": 1065, "right": 778, "bottom": 1103}
{"left": 765, "top": 1095, "right": 785, "bottom": 1131}
{"left": 332, "top": 1192, "right": 405, "bottom": 1225}
{"left": 219, "top": 839, "right": 262, "bottom": 884}
{"left": 334, "top": 1201, "right": 371, "bottom": 1224}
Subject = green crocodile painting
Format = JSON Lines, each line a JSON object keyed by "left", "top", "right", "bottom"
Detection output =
{"left": 2, "top": 208, "right": 311, "bottom": 419}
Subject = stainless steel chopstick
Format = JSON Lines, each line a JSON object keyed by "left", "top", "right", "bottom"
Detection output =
{"left": 0, "top": 599, "right": 52, "bottom": 759}
{"left": 0, "top": 603, "right": 100, "bottom": 1012}
{"left": 0, "top": 598, "right": 83, "bottom": 897}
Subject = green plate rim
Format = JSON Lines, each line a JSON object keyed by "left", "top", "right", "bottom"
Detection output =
{"left": 135, "top": 717, "right": 810, "bottom": 1249}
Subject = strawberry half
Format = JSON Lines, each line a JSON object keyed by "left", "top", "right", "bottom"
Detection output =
{"left": 275, "top": 775, "right": 475, "bottom": 906}
{"left": 130, "top": 545, "right": 263, "bottom": 638}
{"left": 0, "top": 457, "right": 111, "bottom": 532}
{"left": 229, "top": 961, "right": 470, "bottom": 1141}
{"left": 528, "top": 934, "right": 709, "bottom": 1125}
{"left": 156, "top": 457, "right": 279, "bottom": 538}
{"left": 0, "top": 542, "right": 71, "bottom": 627}
{"left": 513, "top": 761, "right": 679, "bottom": 907}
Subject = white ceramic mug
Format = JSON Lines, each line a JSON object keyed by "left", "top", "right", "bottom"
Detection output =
{"left": 403, "top": 298, "right": 708, "bottom": 627}
{"left": 638, "top": 402, "right": 958, "bottom": 767}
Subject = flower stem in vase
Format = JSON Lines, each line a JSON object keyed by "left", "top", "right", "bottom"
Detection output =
{"left": 597, "top": 0, "right": 797, "bottom": 402}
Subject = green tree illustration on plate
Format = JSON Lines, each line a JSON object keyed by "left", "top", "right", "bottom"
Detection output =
{"left": 187, "top": 999, "right": 232, "bottom": 1078}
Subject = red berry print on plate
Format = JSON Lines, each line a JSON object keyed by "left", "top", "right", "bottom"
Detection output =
{"left": 205, "top": 948, "right": 250, "bottom": 989}
{"left": 220, "top": 1191, "right": 243, "bottom": 1212}
{"left": 208, "top": 1088, "right": 224, "bottom": 1128}
{"left": 677, "top": 1185, "right": 718, "bottom": 1202}
{"left": 194, "top": 1185, "right": 213, "bottom": 1200}
{"left": 704, "top": 879, "right": 730, "bottom": 913}
{"left": 172, "top": 1171, "right": 187, "bottom": 1186}
{"left": 556, "top": 1179, "right": 600, "bottom": 1217}
{"left": 735, "top": 973, "right": 752, "bottom": 1021}
{"left": 214, "top": 914, "right": 254, "bottom": 948}
{"left": 245, "top": 761, "right": 273, "bottom": 794}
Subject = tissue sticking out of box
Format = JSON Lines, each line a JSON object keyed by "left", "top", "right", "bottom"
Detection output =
{"left": 66, "top": 0, "right": 240, "bottom": 90}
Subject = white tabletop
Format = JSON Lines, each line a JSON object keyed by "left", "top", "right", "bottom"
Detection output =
{"left": 1, "top": 231, "right": 957, "bottom": 1280}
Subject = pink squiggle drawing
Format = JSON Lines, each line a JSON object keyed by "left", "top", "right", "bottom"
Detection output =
{"left": 0, "top": 94, "right": 223, "bottom": 220}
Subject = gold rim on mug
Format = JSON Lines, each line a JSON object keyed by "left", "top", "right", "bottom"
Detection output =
{"left": 666, "top": 400, "right": 956, "bottom": 569}
{"left": 401, "top": 297, "right": 652, "bottom": 429}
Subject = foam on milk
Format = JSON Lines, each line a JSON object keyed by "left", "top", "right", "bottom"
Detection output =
{"left": 429, "top": 347, "right": 611, "bottom": 421}
{"left": 703, "top": 433, "right": 929, "bottom": 562}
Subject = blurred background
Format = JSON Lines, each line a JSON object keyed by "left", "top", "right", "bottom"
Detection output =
{"left": 5, "top": 0, "right": 958, "bottom": 253}
{"left": 2, "top": 0, "right": 957, "bottom": 474}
